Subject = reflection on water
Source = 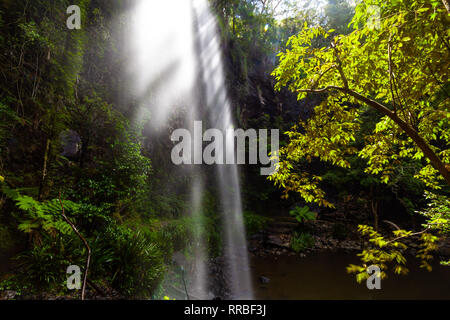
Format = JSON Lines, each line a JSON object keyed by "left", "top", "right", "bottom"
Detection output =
{"left": 251, "top": 253, "right": 450, "bottom": 300}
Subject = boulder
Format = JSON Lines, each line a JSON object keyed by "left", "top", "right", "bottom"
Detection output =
{"left": 259, "top": 276, "right": 270, "bottom": 284}
{"left": 60, "top": 129, "right": 81, "bottom": 159}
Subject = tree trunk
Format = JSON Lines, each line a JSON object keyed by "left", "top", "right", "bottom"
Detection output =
{"left": 38, "top": 139, "right": 51, "bottom": 201}
{"left": 371, "top": 200, "right": 379, "bottom": 231}
{"left": 341, "top": 88, "right": 450, "bottom": 185}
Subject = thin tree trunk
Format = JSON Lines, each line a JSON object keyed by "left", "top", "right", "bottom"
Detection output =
{"left": 38, "top": 139, "right": 51, "bottom": 201}
{"left": 342, "top": 88, "right": 450, "bottom": 185}
{"left": 59, "top": 193, "right": 91, "bottom": 300}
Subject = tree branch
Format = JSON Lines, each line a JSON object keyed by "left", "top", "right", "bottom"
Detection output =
{"left": 383, "top": 220, "right": 401, "bottom": 230}
{"left": 387, "top": 39, "right": 398, "bottom": 113}
{"left": 297, "top": 85, "right": 450, "bottom": 185}
{"left": 331, "top": 42, "right": 349, "bottom": 88}
{"left": 297, "top": 85, "right": 344, "bottom": 94}
{"left": 442, "top": 0, "right": 450, "bottom": 14}
{"left": 385, "top": 226, "right": 430, "bottom": 245}
{"left": 310, "top": 64, "right": 337, "bottom": 89}
{"left": 58, "top": 193, "right": 91, "bottom": 300}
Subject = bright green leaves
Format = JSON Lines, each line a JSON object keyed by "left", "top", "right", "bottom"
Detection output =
{"left": 270, "top": 0, "right": 450, "bottom": 204}
{"left": 347, "top": 225, "right": 409, "bottom": 282}
{"left": 271, "top": 0, "right": 450, "bottom": 283}
{"left": 417, "top": 232, "right": 439, "bottom": 271}
{"left": 2, "top": 185, "right": 76, "bottom": 237}
{"left": 358, "top": 115, "right": 418, "bottom": 181}
{"left": 18, "top": 21, "right": 44, "bottom": 44}
{"left": 269, "top": 96, "right": 360, "bottom": 207}
{"left": 272, "top": 25, "right": 332, "bottom": 96}
{"left": 268, "top": 162, "right": 333, "bottom": 207}
{"left": 347, "top": 191, "right": 448, "bottom": 279}
{"left": 288, "top": 98, "right": 360, "bottom": 165}
{"left": 348, "top": 220, "right": 444, "bottom": 282}
{"left": 416, "top": 192, "right": 450, "bottom": 235}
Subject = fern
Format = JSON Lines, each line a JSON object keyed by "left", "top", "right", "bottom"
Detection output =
{"left": 2, "top": 185, "right": 78, "bottom": 236}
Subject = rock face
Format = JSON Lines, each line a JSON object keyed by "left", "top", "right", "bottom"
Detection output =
{"left": 60, "top": 129, "right": 81, "bottom": 159}
{"left": 438, "top": 238, "right": 450, "bottom": 257}
{"left": 266, "top": 235, "right": 290, "bottom": 249}
{"left": 172, "top": 251, "right": 188, "bottom": 268}
{"left": 259, "top": 276, "right": 270, "bottom": 284}
{"left": 0, "top": 290, "right": 17, "bottom": 300}
{"left": 207, "top": 256, "right": 232, "bottom": 299}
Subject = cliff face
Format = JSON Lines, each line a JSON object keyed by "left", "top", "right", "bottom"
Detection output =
{"left": 219, "top": 35, "right": 327, "bottom": 214}
{"left": 222, "top": 36, "right": 326, "bottom": 131}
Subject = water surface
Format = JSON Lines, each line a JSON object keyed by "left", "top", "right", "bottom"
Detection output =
{"left": 251, "top": 253, "right": 450, "bottom": 299}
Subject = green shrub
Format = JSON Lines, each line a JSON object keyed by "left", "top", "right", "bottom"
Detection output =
{"left": 291, "top": 232, "right": 315, "bottom": 253}
{"left": 161, "top": 219, "right": 193, "bottom": 253}
{"left": 15, "top": 243, "right": 70, "bottom": 291}
{"left": 151, "top": 214, "right": 222, "bottom": 260}
{"left": 84, "top": 234, "right": 115, "bottom": 279}
{"left": 243, "top": 211, "right": 271, "bottom": 236}
{"left": 0, "top": 277, "right": 29, "bottom": 297}
{"left": 1, "top": 185, "right": 77, "bottom": 237}
{"left": 106, "top": 226, "right": 165, "bottom": 298}
{"left": 289, "top": 206, "right": 316, "bottom": 223}
{"left": 144, "top": 218, "right": 191, "bottom": 263}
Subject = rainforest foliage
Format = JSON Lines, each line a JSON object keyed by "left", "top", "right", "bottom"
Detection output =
{"left": 271, "top": 0, "right": 449, "bottom": 280}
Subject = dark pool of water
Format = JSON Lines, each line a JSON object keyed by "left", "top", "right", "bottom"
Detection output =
{"left": 250, "top": 253, "right": 450, "bottom": 299}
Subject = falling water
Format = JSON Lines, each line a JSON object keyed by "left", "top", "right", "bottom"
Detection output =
{"left": 193, "top": 0, "right": 253, "bottom": 299}
{"left": 127, "top": 0, "right": 253, "bottom": 299}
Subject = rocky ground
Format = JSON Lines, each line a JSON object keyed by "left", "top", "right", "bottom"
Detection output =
{"left": 247, "top": 209, "right": 450, "bottom": 260}
{"left": 248, "top": 215, "right": 363, "bottom": 258}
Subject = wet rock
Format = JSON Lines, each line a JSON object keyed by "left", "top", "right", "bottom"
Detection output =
{"left": 251, "top": 233, "right": 264, "bottom": 241}
{"left": 266, "top": 226, "right": 294, "bottom": 234}
{"left": 0, "top": 290, "right": 17, "bottom": 300}
{"left": 259, "top": 276, "right": 270, "bottom": 284}
{"left": 207, "top": 257, "right": 232, "bottom": 299}
{"left": 339, "top": 240, "right": 361, "bottom": 252}
{"left": 172, "top": 251, "right": 187, "bottom": 268}
{"left": 266, "top": 235, "right": 291, "bottom": 250}
{"left": 438, "top": 240, "right": 450, "bottom": 256}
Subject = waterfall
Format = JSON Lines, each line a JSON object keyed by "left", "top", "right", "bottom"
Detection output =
{"left": 128, "top": 0, "right": 253, "bottom": 299}
{"left": 193, "top": 0, "right": 253, "bottom": 299}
